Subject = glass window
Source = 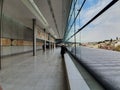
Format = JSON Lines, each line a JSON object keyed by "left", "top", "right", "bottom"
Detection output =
{"left": 65, "top": 0, "right": 120, "bottom": 55}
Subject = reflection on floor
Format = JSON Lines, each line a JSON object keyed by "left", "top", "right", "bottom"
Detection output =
{"left": 0, "top": 48, "right": 67, "bottom": 90}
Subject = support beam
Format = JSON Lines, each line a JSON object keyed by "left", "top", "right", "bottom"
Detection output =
{"left": 54, "top": 43, "right": 56, "bottom": 49}
{"left": 44, "top": 29, "right": 46, "bottom": 51}
{"left": 33, "top": 19, "right": 36, "bottom": 56}
{"left": 50, "top": 42, "right": 52, "bottom": 49}
{"left": 47, "top": 0, "right": 60, "bottom": 38}
{"left": 48, "top": 33, "right": 51, "bottom": 49}
{"left": 0, "top": 0, "right": 4, "bottom": 70}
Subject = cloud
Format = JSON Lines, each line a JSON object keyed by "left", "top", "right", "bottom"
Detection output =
{"left": 80, "top": 0, "right": 112, "bottom": 25}
{"left": 67, "top": 0, "right": 120, "bottom": 42}
{"left": 79, "top": 0, "right": 120, "bottom": 42}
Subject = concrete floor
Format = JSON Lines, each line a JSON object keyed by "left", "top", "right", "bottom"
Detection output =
{"left": 0, "top": 48, "right": 67, "bottom": 90}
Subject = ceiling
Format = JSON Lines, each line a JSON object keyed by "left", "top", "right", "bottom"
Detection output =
{"left": 3, "top": 0, "right": 72, "bottom": 39}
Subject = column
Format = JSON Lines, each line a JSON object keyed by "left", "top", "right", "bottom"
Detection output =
{"left": 54, "top": 43, "right": 56, "bottom": 49}
{"left": 33, "top": 19, "right": 36, "bottom": 56}
{"left": 52, "top": 42, "right": 53, "bottom": 49}
{"left": 44, "top": 29, "right": 46, "bottom": 51}
{"left": 50, "top": 41, "right": 52, "bottom": 49}
{"left": 48, "top": 33, "right": 50, "bottom": 49}
{"left": 0, "top": 0, "right": 4, "bottom": 69}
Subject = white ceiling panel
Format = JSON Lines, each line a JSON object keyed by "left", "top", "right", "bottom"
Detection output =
{"left": 3, "top": 0, "right": 72, "bottom": 39}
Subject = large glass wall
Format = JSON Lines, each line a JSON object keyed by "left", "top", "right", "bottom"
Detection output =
{"left": 65, "top": 0, "right": 120, "bottom": 53}
{"left": 65, "top": 1, "right": 120, "bottom": 89}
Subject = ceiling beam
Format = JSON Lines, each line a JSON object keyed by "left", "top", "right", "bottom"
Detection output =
{"left": 21, "top": 0, "right": 49, "bottom": 28}
{"left": 47, "top": 0, "right": 60, "bottom": 38}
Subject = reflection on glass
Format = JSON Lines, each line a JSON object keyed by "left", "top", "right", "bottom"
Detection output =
{"left": 66, "top": 0, "right": 120, "bottom": 52}
{"left": 80, "top": 1, "right": 120, "bottom": 43}
{"left": 80, "top": 0, "right": 112, "bottom": 26}
{"left": 79, "top": 1, "right": 120, "bottom": 51}
{"left": 65, "top": 0, "right": 113, "bottom": 41}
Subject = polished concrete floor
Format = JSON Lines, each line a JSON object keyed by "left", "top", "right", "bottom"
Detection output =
{"left": 0, "top": 48, "right": 67, "bottom": 90}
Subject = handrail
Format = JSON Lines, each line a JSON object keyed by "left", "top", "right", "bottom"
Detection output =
{"left": 64, "top": 53, "right": 90, "bottom": 90}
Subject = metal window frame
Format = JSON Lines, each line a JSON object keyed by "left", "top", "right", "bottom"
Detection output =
{"left": 65, "top": 0, "right": 119, "bottom": 42}
{"left": 65, "top": 0, "right": 86, "bottom": 38}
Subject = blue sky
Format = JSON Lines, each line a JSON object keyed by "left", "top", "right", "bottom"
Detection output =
{"left": 66, "top": 0, "right": 120, "bottom": 43}
{"left": 82, "top": 0, "right": 99, "bottom": 10}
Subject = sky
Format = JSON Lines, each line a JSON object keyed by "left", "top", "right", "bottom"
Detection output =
{"left": 67, "top": 0, "right": 120, "bottom": 43}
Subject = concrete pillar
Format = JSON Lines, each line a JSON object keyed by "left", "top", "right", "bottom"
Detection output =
{"left": 44, "top": 29, "right": 46, "bottom": 51}
{"left": 50, "top": 42, "right": 52, "bottom": 49}
{"left": 48, "top": 42, "right": 50, "bottom": 49}
{"left": 33, "top": 19, "right": 36, "bottom": 56}
{"left": 48, "top": 33, "right": 50, "bottom": 49}
{"left": 52, "top": 42, "right": 53, "bottom": 49}
{"left": 0, "top": 0, "right": 4, "bottom": 70}
{"left": 54, "top": 43, "right": 56, "bottom": 49}
{"left": 52, "top": 43, "right": 54, "bottom": 49}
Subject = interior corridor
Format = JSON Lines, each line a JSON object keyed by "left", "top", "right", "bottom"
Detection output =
{"left": 0, "top": 48, "right": 67, "bottom": 90}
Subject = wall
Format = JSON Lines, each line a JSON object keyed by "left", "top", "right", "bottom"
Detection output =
{"left": 1, "top": 15, "right": 43, "bottom": 57}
